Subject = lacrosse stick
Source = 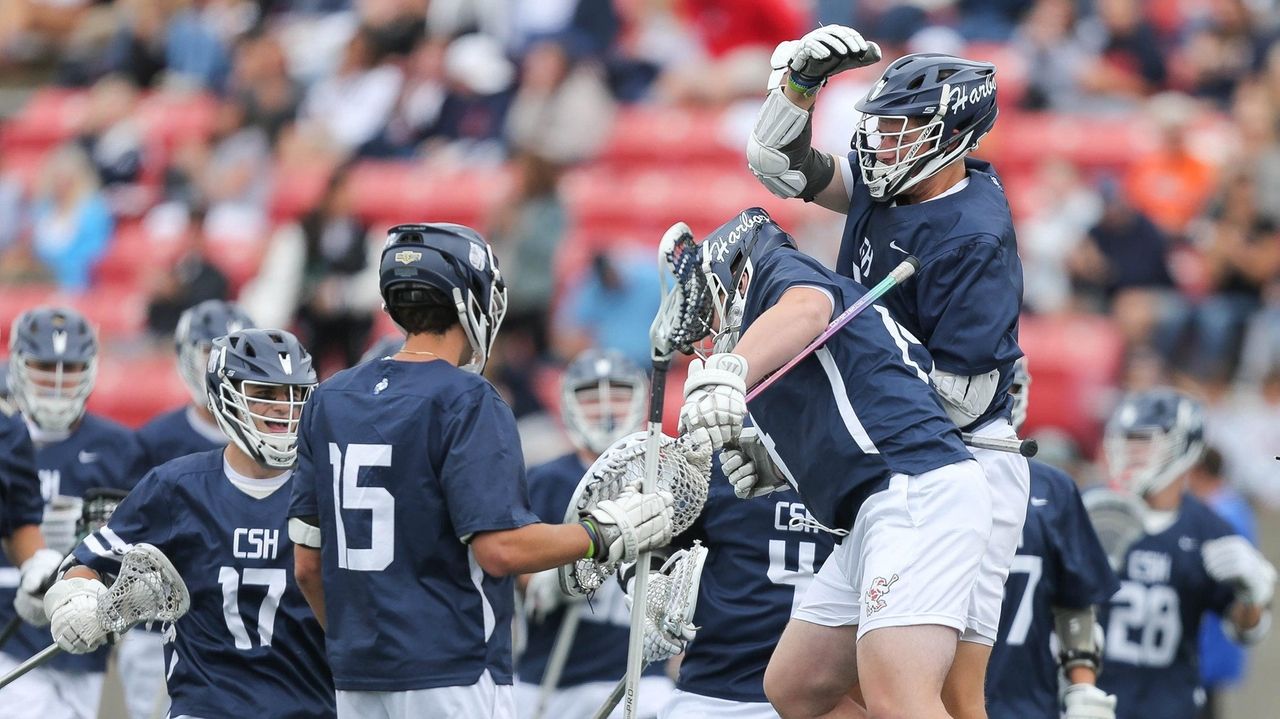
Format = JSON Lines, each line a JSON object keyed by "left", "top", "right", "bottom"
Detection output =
{"left": 1082, "top": 489, "right": 1146, "bottom": 573}
{"left": 0, "top": 487, "right": 129, "bottom": 651}
{"left": 746, "top": 257, "right": 919, "bottom": 402}
{"left": 0, "top": 542, "right": 190, "bottom": 690}
{"left": 961, "top": 433, "right": 1038, "bottom": 457}
{"left": 593, "top": 543, "right": 710, "bottom": 719}
{"left": 532, "top": 602, "right": 583, "bottom": 719}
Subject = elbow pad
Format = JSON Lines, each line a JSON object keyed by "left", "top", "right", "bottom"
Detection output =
{"left": 931, "top": 367, "right": 1000, "bottom": 428}
{"left": 288, "top": 517, "right": 322, "bottom": 549}
{"left": 746, "top": 88, "right": 835, "bottom": 201}
{"left": 1053, "top": 605, "right": 1104, "bottom": 675}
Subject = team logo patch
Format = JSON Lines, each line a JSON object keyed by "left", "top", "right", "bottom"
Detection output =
{"left": 864, "top": 574, "right": 900, "bottom": 615}
{"left": 374, "top": 378, "right": 389, "bottom": 395}
{"left": 469, "top": 243, "right": 487, "bottom": 272}
{"left": 394, "top": 250, "right": 422, "bottom": 265}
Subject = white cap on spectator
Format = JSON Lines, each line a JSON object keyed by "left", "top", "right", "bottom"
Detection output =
{"left": 445, "top": 34, "right": 515, "bottom": 95}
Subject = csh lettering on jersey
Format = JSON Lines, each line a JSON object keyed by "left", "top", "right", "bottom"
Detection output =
{"left": 941, "top": 75, "right": 996, "bottom": 115}
{"left": 233, "top": 528, "right": 280, "bottom": 560}
{"left": 1127, "top": 550, "right": 1171, "bottom": 584}
{"left": 775, "top": 501, "right": 821, "bottom": 534}
{"left": 707, "top": 211, "right": 770, "bottom": 264}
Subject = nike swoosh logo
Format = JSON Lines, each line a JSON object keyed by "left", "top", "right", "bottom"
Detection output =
{"left": 78, "top": 451, "right": 98, "bottom": 463}
{"left": 889, "top": 241, "right": 907, "bottom": 253}
{"left": 1030, "top": 497, "right": 1048, "bottom": 507}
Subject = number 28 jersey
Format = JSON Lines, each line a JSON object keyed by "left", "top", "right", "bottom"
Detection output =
{"left": 1097, "top": 494, "right": 1238, "bottom": 719}
{"left": 290, "top": 359, "right": 540, "bottom": 692}
{"left": 72, "top": 450, "right": 334, "bottom": 719}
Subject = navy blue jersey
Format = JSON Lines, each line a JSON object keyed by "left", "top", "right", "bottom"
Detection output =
{"left": 743, "top": 246, "right": 972, "bottom": 532}
{"left": 517, "top": 453, "right": 665, "bottom": 687}
{"left": 0, "top": 410, "right": 42, "bottom": 537}
{"left": 675, "top": 472, "right": 834, "bottom": 702}
{"left": 73, "top": 450, "right": 334, "bottom": 719}
{"left": 987, "top": 460, "right": 1119, "bottom": 719}
{"left": 837, "top": 157, "right": 1023, "bottom": 430}
{"left": 289, "top": 358, "right": 540, "bottom": 692}
{"left": 0, "top": 413, "right": 141, "bottom": 672}
{"left": 1097, "top": 495, "right": 1238, "bottom": 719}
{"left": 134, "top": 406, "right": 227, "bottom": 475}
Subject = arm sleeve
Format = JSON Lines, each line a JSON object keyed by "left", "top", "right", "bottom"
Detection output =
{"left": 1051, "top": 478, "right": 1121, "bottom": 608}
{"left": 914, "top": 240, "right": 1022, "bottom": 375}
{"left": 747, "top": 250, "right": 845, "bottom": 322}
{"left": 440, "top": 386, "right": 541, "bottom": 542}
{"left": 0, "top": 417, "right": 43, "bottom": 536}
{"left": 72, "top": 472, "right": 173, "bottom": 577}
{"left": 288, "top": 403, "right": 320, "bottom": 521}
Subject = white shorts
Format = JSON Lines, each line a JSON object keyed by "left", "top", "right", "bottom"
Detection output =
{"left": 117, "top": 628, "right": 169, "bottom": 719}
{"left": 337, "top": 670, "right": 515, "bottom": 719}
{"left": 0, "top": 652, "right": 104, "bottom": 719}
{"left": 792, "top": 459, "right": 992, "bottom": 640}
{"left": 513, "top": 676, "right": 674, "bottom": 719}
{"left": 660, "top": 689, "right": 779, "bottom": 718}
{"left": 965, "top": 419, "right": 1031, "bottom": 645}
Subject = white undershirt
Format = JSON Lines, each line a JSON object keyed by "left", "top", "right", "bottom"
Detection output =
{"left": 23, "top": 415, "right": 69, "bottom": 445}
{"left": 223, "top": 457, "right": 291, "bottom": 499}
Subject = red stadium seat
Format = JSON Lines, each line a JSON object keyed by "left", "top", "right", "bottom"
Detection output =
{"left": 135, "top": 92, "right": 219, "bottom": 151}
{"left": 0, "top": 89, "right": 85, "bottom": 152}
{"left": 598, "top": 106, "right": 741, "bottom": 170}
{"left": 349, "top": 162, "right": 511, "bottom": 228}
{"left": 88, "top": 351, "right": 188, "bottom": 429}
{"left": 1019, "top": 313, "right": 1125, "bottom": 454}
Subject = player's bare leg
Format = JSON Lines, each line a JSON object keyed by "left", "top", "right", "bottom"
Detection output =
{"left": 941, "top": 641, "right": 990, "bottom": 719}
{"left": 857, "top": 625, "right": 957, "bottom": 719}
{"left": 764, "top": 620, "right": 868, "bottom": 719}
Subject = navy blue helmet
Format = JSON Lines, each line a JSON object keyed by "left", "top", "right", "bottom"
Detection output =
{"left": 206, "top": 329, "right": 317, "bottom": 468}
{"left": 699, "top": 208, "right": 796, "bottom": 352}
{"left": 9, "top": 306, "right": 98, "bottom": 432}
{"left": 1104, "top": 388, "right": 1205, "bottom": 497}
{"left": 853, "top": 53, "right": 998, "bottom": 200}
{"left": 561, "top": 349, "right": 648, "bottom": 455}
{"left": 379, "top": 223, "right": 507, "bottom": 373}
{"left": 359, "top": 333, "right": 406, "bottom": 364}
{"left": 175, "top": 300, "right": 255, "bottom": 407}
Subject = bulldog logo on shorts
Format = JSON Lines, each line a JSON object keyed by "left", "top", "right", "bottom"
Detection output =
{"left": 864, "top": 574, "right": 900, "bottom": 615}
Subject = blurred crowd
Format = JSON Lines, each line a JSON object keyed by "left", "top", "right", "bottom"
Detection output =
{"left": 1, "top": 0, "right": 1280, "bottom": 544}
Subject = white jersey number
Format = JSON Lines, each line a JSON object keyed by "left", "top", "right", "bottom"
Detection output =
{"left": 1106, "top": 581, "right": 1181, "bottom": 667}
{"left": 329, "top": 443, "right": 395, "bottom": 572}
{"left": 219, "top": 566, "right": 287, "bottom": 649}
{"left": 1004, "top": 554, "right": 1043, "bottom": 646}
{"left": 768, "top": 539, "right": 818, "bottom": 614}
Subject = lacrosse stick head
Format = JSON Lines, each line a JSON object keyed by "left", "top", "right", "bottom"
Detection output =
{"left": 642, "top": 541, "right": 708, "bottom": 664}
{"left": 559, "top": 432, "right": 712, "bottom": 597}
{"left": 651, "top": 222, "right": 713, "bottom": 361}
{"left": 98, "top": 543, "right": 191, "bottom": 639}
{"left": 1082, "top": 489, "right": 1147, "bottom": 573}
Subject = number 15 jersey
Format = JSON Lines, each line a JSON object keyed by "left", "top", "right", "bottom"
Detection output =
{"left": 290, "top": 359, "right": 540, "bottom": 692}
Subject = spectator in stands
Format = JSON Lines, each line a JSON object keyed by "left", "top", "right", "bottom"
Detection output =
{"left": 1232, "top": 79, "right": 1280, "bottom": 228}
{"left": 12, "top": 144, "right": 115, "bottom": 292}
{"left": 229, "top": 30, "right": 301, "bottom": 143}
{"left": 1124, "top": 93, "right": 1217, "bottom": 240}
{"left": 363, "top": 34, "right": 447, "bottom": 157}
{"left": 1209, "top": 367, "right": 1280, "bottom": 508}
{"left": 1018, "top": 158, "right": 1103, "bottom": 312}
{"left": 298, "top": 27, "right": 403, "bottom": 157}
{"left": 422, "top": 32, "right": 516, "bottom": 160}
{"left": 164, "top": 0, "right": 234, "bottom": 91}
{"left": 75, "top": 74, "right": 147, "bottom": 214}
{"left": 489, "top": 152, "right": 567, "bottom": 356}
{"left": 506, "top": 35, "right": 616, "bottom": 164}
{"left": 145, "top": 206, "right": 230, "bottom": 336}
{"left": 1067, "top": 180, "right": 1188, "bottom": 360}
{"left": 104, "top": 0, "right": 170, "bottom": 88}
{"left": 1179, "top": 0, "right": 1273, "bottom": 108}
{"left": 1012, "top": 0, "right": 1094, "bottom": 111}
{"left": 554, "top": 246, "right": 661, "bottom": 369}
{"left": 359, "top": 0, "right": 425, "bottom": 58}
{"left": 1189, "top": 170, "right": 1280, "bottom": 382}
{"left": 1186, "top": 446, "right": 1256, "bottom": 719}
{"left": 1076, "top": 0, "right": 1168, "bottom": 106}
{"left": 239, "top": 164, "right": 381, "bottom": 375}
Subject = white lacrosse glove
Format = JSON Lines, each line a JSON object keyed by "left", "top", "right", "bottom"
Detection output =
{"left": 1203, "top": 535, "right": 1277, "bottom": 607}
{"left": 15, "top": 548, "right": 63, "bottom": 627}
{"left": 583, "top": 488, "right": 675, "bottom": 564}
{"left": 1063, "top": 683, "right": 1117, "bottom": 719}
{"left": 525, "top": 568, "right": 581, "bottom": 623}
{"left": 722, "top": 427, "right": 789, "bottom": 499}
{"left": 621, "top": 546, "right": 706, "bottom": 663}
{"left": 45, "top": 576, "right": 111, "bottom": 654}
{"left": 930, "top": 367, "right": 1000, "bottom": 428}
{"left": 787, "top": 26, "right": 881, "bottom": 89}
{"left": 680, "top": 354, "right": 748, "bottom": 451}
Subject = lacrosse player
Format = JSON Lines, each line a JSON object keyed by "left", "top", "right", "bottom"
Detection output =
{"left": 749, "top": 32, "right": 1027, "bottom": 716}
{"left": 45, "top": 329, "right": 335, "bottom": 719}
{"left": 287, "top": 223, "right": 675, "bottom": 719}
{"left": 1094, "top": 389, "right": 1274, "bottom": 719}
{"left": 120, "top": 299, "right": 255, "bottom": 719}
{"left": 516, "top": 349, "right": 675, "bottom": 718}
{"left": 1, "top": 394, "right": 53, "bottom": 643}
{"left": 985, "top": 361, "right": 1119, "bottom": 719}
{"left": 0, "top": 307, "right": 141, "bottom": 719}
{"left": 678, "top": 208, "right": 990, "bottom": 719}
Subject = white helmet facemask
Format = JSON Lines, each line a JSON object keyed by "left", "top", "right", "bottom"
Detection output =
{"left": 12, "top": 358, "right": 96, "bottom": 433}
{"left": 562, "top": 378, "right": 647, "bottom": 455}
{"left": 209, "top": 380, "right": 313, "bottom": 468}
{"left": 1104, "top": 422, "right": 1203, "bottom": 497}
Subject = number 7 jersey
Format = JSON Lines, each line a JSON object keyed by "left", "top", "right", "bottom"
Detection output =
{"left": 71, "top": 449, "right": 334, "bottom": 719}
